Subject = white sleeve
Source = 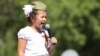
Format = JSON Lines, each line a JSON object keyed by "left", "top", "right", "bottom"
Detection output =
{"left": 17, "top": 29, "right": 28, "bottom": 40}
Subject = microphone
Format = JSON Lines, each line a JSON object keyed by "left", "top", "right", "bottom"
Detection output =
{"left": 45, "top": 24, "right": 56, "bottom": 45}
{"left": 45, "top": 24, "right": 53, "bottom": 38}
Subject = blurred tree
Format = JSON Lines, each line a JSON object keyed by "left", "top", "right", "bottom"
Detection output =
{"left": 0, "top": 0, "right": 100, "bottom": 56}
{"left": 44, "top": 0, "right": 100, "bottom": 56}
{"left": 0, "top": 0, "right": 26, "bottom": 56}
{"left": 43, "top": 0, "right": 100, "bottom": 56}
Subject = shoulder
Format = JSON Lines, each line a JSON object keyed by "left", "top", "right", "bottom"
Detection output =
{"left": 18, "top": 26, "right": 30, "bottom": 33}
{"left": 17, "top": 26, "right": 31, "bottom": 39}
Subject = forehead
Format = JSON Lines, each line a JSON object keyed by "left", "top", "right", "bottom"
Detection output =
{"left": 37, "top": 10, "right": 47, "bottom": 16}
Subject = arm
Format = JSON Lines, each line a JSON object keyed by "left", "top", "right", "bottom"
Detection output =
{"left": 47, "top": 37, "right": 57, "bottom": 54}
{"left": 44, "top": 30, "right": 57, "bottom": 54}
{"left": 18, "top": 38, "right": 27, "bottom": 56}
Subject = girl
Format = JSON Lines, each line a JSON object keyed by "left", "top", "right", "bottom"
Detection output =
{"left": 17, "top": 1, "right": 57, "bottom": 56}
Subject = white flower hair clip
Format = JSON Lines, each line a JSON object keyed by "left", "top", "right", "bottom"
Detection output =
{"left": 23, "top": 5, "right": 33, "bottom": 17}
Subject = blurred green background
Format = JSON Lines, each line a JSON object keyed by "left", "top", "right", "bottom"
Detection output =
{"left": 0, "top": 0, "right": 100, "bottom": 56}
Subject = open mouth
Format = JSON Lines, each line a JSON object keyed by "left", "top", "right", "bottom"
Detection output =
{"left": 40, "top": 22, "right": 46, "bottom": 28}
{"left": 41, "top": 21, "right": 46, "bottom": 25}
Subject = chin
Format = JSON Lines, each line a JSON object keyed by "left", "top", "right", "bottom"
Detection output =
{"left": 39, "top": 25, "right": 43, "bottom": 29}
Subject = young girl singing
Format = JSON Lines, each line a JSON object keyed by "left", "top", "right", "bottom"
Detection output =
{"left": 17, "top": 1, "right": 57, "bottom": 56}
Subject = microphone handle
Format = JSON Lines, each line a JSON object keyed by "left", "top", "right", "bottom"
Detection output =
{"left": 47, "top": 29, "right": 53, "bottom": 38}
{"left": 47, "top": 29, "right": 56, "bottom": 45}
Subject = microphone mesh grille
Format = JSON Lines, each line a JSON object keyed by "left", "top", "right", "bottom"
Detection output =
{"left": 45, "top": 24, "right": 50, "bottom": 29}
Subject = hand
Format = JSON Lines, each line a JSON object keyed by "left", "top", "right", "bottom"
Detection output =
{"left": 50, "top": 37, "right": 57, "bottom": 45}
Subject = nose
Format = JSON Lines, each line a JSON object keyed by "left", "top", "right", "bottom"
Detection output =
{"left": 43, "top": 17, "right": 47, "bottom": 21}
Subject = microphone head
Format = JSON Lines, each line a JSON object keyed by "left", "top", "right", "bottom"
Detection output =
{"left": 45, "top": 24, "right": 50, "bottom": 29}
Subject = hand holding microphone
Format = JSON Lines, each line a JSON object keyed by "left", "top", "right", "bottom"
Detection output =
{"left": 45, "top": 24, "right": 57, "bottom": 45}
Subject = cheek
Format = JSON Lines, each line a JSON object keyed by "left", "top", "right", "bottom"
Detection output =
{"left": 35, "top": 19, "right": 41, "bottom": 24}
{"left": 37, "top": 17, "right": 43, "bottom": 22}
{"left": 35, "top": 16, "right": 43, "bottom": 23}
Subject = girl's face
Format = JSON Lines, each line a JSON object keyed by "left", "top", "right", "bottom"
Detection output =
{"left": 32, "top": 10, "right": 47, "bottom": 29}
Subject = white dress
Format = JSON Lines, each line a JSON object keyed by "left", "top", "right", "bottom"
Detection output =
{"left": 17, "top": 26, "right": 49, "bottom": 56}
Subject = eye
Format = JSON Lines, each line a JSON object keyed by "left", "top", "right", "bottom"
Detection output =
{"left": 41, "top": 16, "right": 46, "bottom": 18}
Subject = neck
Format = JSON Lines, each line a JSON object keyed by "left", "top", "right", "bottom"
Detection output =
{"left": 30, "top": 25, "right": 42, "bottom": 33}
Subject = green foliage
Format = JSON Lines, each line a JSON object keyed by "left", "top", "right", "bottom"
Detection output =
{"left": 0, "top": 0, "right": 100, "bottom": 56}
